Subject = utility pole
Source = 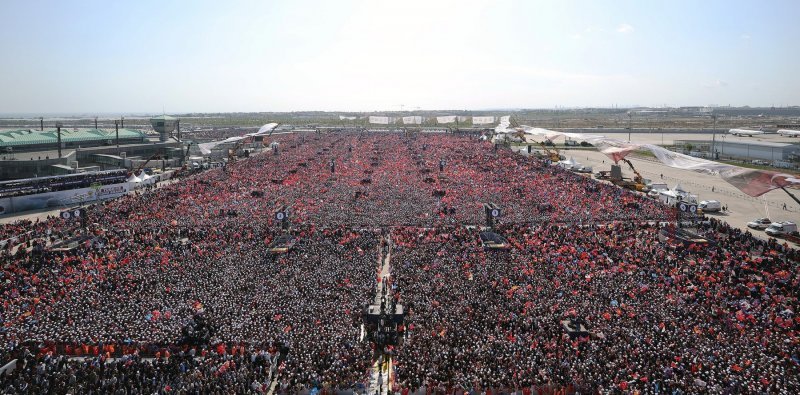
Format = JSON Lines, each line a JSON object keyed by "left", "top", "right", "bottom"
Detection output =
{"left": 39, "top": 117, "right": 44, "bottom": 131}
{"left": 56, "top": 122, "right": 63, "bottom": 158}
{"left": 711, "top": 114, "right": 718, "bottom": 159}
{"left": 628, "top": 112, "right": 632, "bottom": 143}
{"left": 94, "top": 116, "right": 98, "bottom": 129}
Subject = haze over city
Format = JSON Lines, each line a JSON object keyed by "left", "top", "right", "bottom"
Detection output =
{"left": 1, "top": 0, "right": 799, "bottom": 114}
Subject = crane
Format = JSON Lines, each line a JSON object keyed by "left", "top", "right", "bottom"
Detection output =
{"left": 620, "top": 158, "right": 647, "bottom": 191}
{"left": 172, "top": 142, "right": 195, "bottom": 177}
{"left": 131, "top": 151, "right": 164, "bottom": 177}
{"left": 539, "top": 140, "right": 562, "bottom": 162}
{"left": 620, "top": 158, "right": 644, "bottom": 184}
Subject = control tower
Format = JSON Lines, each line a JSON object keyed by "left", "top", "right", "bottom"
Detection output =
{"left": 150, "top": 115, "right": 179, "bottom": 142}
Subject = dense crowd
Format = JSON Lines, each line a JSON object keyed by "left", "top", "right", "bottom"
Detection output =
{"left": 390, "top": 221, "right": 799, "bottom": 393}
{"left": 0, "top": 132, "right": 797, "bottom": 393}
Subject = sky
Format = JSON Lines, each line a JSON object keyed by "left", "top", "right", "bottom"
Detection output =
{"left": 0, "top": 0, "right": 798, "bottom": 114}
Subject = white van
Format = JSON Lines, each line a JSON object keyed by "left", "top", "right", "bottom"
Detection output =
{"left": 765, "top": 221, "right": 798, "bottom": 237}
{"left": 699, "top": 200, "right": 721, "bottom": 212}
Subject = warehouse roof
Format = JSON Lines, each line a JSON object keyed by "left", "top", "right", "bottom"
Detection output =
{"left": 0, "top": 128, "right": 146, "bottom": 146}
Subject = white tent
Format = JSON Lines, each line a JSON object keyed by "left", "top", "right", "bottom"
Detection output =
{"left": 140, "top": 173, "right": 156, "bottom": 185}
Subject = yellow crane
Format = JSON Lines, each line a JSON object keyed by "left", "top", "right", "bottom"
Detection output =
{"left": 619, "top": 158, "right": 647, "bottom": 191}
{"left": 539, "top": 141, "right": 562, "bottom": 162}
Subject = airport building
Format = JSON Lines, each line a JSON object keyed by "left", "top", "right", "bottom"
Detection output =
{"left": 0, "top": 116, "right": 184, "bottom": 180}
{"left": 0, "top": 128, "right": 148, "bottom": 153}
{"left": 674, "top": 139, "right": 800, "bottom": 166}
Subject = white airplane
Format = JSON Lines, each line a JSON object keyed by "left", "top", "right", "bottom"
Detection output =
{"left": 728, "top": 128, "right": 765, "bottom": 137}
{"left": 778, "top": 129, "right": 800, "bottom": 137}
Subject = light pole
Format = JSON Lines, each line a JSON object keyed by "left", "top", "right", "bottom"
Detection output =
{"left": 55, "top": 122, "right": 63, "bottom": 158}
{"left": 711, "top": 114, "right": 717, "bottom": 159}
{"left": 628, "top": 112, "right": 632, "bottom": 142}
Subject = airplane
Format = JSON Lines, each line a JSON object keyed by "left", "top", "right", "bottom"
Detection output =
{"left": 778, "top": 129, "right": 800, "bottom": 137}
{"left": 728, "top": 128, "right": 765, "bottom": 137}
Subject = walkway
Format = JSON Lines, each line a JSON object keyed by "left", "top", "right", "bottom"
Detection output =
{"left": 368, "top": 234, "right": 393, "bottom": 395}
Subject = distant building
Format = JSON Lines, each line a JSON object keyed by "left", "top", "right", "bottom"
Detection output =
{"left": 674, "top": 139, "right": 800, "bottom": 164}
{"left": 0, "top": 128, "right": 147, "bottom": 153}
{"left": 0, "top": 127, "right": 184, "bottom": 180}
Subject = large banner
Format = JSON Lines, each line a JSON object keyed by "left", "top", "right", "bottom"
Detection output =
{"left": 0, "top": 183, "right": 131, "bottom": 215}
{"left": 472, "top": 116, "right": 495, "bottom": 125}
{"left": 402, "top": 116, "right": 423, "bottom": 125}
{"left": 369, "top": 116, "right": 390, "bottom": 124}
{"left": 436, "top": 116, "right": 457, "bottom": 124}
{"left": 339, "top": 115, "right": 357, "bottom": 120}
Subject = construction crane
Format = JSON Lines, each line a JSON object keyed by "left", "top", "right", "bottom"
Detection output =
{"left": 173, "top": 142, "right": 195, "bottom": 177}
{"left": 131, "top": 151, "right": 164, "bottom": 177}
{"left": 620, "top": 158, "right": 647, "bottom": 191}
{"left": 539, "top": 140, "right": 562, "bottom": 162}
{"left": 227, "top": 138, "right": 249, "bottom": 164}
{"left": 507, "top": 116, "right": 530, "bottom": 141}
{"left": 183, "top": 141, "right": 194, "bottom": 163}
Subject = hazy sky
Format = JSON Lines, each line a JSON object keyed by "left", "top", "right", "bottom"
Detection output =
{"left": 1, "top": 0, "right": 798, "bottom": 113}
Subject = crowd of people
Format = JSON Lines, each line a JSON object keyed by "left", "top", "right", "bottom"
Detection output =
{"left": 0, "top": 131, "right": 796, "bottom": 393}
{"left": 390, "top": 221, "right": 799, "bottom": 393}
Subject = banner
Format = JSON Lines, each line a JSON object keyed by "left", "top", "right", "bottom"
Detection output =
{"left": 339, "top": 115, "right": 357, "bottom": 120}
{"left": 402, "top": 116, "right": 423, "bottom": 125}
{"left": 436, "top": 116, "right": 457, "bottom": 124}
{"left": 369, "top": 116, "right": 390, "bottom": 125}
{"left": 472, "top": 116, "right": 495, "bottom": 125}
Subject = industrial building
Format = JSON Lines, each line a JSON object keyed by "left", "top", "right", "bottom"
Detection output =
{"left": 0, "top": 128, "right": 147, "bottom": 153}
{"left": 674, "top": 139, "right": 800, "bottom": 166}
{"left": 0, "top": 115, "right": 184, "bottom": 180}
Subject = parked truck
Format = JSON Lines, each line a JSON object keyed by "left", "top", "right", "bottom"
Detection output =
{"left": 765, "top": 221, "right": 798, "bottom": 238}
